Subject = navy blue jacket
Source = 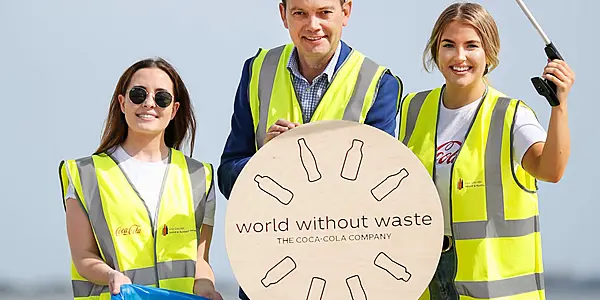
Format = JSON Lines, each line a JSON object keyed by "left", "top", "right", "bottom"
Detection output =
{"left": 217, "top": 42, "right": 403, "bottom": 299}
{"left": 218, "top": 41, "right": 403, "bottom": 202}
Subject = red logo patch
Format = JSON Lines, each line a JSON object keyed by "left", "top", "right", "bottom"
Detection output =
{"left": 436, "top": 141, "right": 462, "bottom": 165}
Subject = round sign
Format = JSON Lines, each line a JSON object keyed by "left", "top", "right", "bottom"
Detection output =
{"left": 225, "top": 120, "right": 443, "bottom": 300}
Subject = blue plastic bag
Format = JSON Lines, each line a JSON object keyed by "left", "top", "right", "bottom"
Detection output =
{"left": 110, "top": 284, "right": 209, "bottom": 300}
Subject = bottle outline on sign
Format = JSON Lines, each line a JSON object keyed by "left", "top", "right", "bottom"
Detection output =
{"left": 261, "top": 256, "right": 297, "bottom": 288}
{"left": 254, "top": 174, "right": 294, "bottom": 205}
{"left": 340, "top": 139, "right": 364, "bottom": 181}
{"left": 298, "top": 138, "right": 322, "bottom": 182}
{"left": 370, "top": 168, "right": 410, "bottom": 202}
{"left": 346, "top": 275, "right": 367, "bottom": 300}
{"left": 305, "top": 276, "right": 326, "bottom": 300}
{"left": 373, "top": 252, "right": 411, "bottom": 282}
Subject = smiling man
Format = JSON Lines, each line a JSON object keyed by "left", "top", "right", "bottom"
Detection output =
{"left": 218, "top": 1, "right": 403, "bottom": 298}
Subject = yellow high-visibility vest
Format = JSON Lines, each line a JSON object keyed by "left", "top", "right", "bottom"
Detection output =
{"left": 400, "top": 86, "right": 545, "bottom": 300}
{"left": 59, "top": 149, "right": 213, "bottom": 299}
{"left": 248, "top": 43, "right": 394, "bottom": 149}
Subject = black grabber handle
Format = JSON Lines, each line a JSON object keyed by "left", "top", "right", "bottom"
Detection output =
{"left": 532, "top": 45, "right": 565, "bottom": 107}
{"left": 544, "top": 42, "right": 563, "bottom": 61}
{"left": 516, "top": 0, "right": 566, "bottom": 107}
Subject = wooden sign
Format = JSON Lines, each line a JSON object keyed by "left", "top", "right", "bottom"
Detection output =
{"left": 225, "top": 120, "right": 443, "bottom": 299}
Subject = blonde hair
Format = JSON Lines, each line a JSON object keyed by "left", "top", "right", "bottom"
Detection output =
{"left": 423, "top": 2, "right": 500, "bottom": 75}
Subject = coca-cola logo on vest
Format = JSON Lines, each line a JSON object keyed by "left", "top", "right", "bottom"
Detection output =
{"left": 436, "top": 141, "right": 462, "bottom": 164}
{"left": 115, "top": 225, "right": 142, "bottom": 236}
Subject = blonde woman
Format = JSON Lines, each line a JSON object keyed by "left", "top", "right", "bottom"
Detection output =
{"left": 399, "top": 3, "right": 574, "bottom": 299}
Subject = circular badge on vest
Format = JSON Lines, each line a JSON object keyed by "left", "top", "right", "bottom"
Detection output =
{"left": 225, "top": 120, "right": 443, "bottom": 300}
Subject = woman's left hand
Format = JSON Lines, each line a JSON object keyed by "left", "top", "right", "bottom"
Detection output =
{"left": 194, "top": 279, "right": 223, "bottom": 300}
{"left": 543, "top": 59, "right": 576, "bottom": 106}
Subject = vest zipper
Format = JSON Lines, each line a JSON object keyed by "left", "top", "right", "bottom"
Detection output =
{"left": 432, "top": 90, "right": 459, "bottom": 299}
{"left": 310, "top": 49, "right": 353, "bottom": 122}
{"left": 142, "top": 200, "right": 160, "bottom": 288}
{"left": 152, "top": 149, "right": 173, "bottom": 288}
{"left": 434, "top": 87, "right": 460, "bottom": 300}
{"left": 437, "top": 86, "right": 489, "bottom": 300}
{"left": 120, "top": 168, "right": 162, "bottom": 288}
{"left": 108, "top": 149, "right": 173, "bottom": 288}
{"left": 447, "top": 164, "right": 459, "bottom": 300}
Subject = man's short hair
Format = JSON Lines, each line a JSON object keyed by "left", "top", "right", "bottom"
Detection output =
{"left": 281, "top": 0, "right": 346, "bottom": 7}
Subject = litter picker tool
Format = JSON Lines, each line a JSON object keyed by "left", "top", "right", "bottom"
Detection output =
{"left": 515, "top": 0, "right": 564, "bottom": 106}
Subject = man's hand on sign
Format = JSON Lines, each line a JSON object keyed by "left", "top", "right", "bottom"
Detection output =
{"left": 264, "top": 119, "right": 301, "bottom": 145}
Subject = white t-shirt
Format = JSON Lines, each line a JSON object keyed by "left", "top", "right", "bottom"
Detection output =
{"left": 435, "top": 98, "right": 547, "bottom": 236}
{"left": 64, "top": 146, "right": 216, "bottom": 227}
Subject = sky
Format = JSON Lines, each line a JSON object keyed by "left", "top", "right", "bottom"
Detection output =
{"left": 0, "top": 0, "right": 597, "bottom": 296}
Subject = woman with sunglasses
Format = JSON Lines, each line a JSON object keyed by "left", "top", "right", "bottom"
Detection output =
{"left": 399, "top": 3, "right": 574, "bottom": 299}
{"left": 58, "top": 57, "right": 223, "bottom": 300}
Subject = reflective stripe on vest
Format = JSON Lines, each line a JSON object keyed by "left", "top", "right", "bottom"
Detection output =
{"left": 250, "top": 43, "right": 388, "bottom": 149}
{"left": 400, "top": 86, "right": 545, "bottom": 300}
{"left": 186, "top": 156, "right": 213, "bottom": 246}
{"left": 59, "top": 149, "right": 211, "bottom": 299}
{"left": 71, "top": 260, "right": 195, "bottom": 297}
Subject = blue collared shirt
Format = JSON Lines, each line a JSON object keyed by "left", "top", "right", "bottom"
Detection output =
{"left": 218, "top": 41, "right": 402, "bottom": 202}
{"left": 287, "top": 42, "right": 342, "bottom": 122}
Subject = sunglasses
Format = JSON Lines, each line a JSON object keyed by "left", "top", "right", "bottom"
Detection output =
{"left": 128, "top": 86, "right": 173, "bottom": 108}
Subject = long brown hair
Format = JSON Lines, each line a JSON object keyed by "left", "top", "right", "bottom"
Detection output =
{"left": 423, "top": 2, "right": 500, "bottom": 75}
{"left": 95, "top": 57, "right": 196, "bottom": 155}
